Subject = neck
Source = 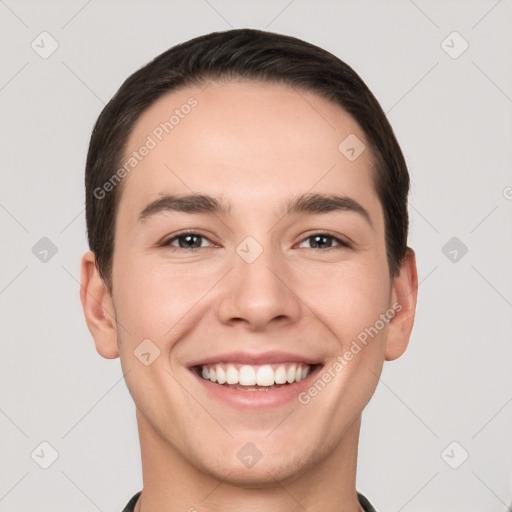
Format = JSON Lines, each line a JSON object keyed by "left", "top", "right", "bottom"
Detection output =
{"left": 134, "top": 409, "right": 364, "bottom": 512}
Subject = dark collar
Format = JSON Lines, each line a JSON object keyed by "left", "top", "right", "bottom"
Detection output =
{"left": 123, "top": 490, "right": 378, "bottom": 511}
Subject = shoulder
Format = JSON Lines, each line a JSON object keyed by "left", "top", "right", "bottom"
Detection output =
{"left": 122, "top": 491, "right": 142, "bottom": 512}
{"left": 357, "top": 492, "right": 378, "bottom": 512}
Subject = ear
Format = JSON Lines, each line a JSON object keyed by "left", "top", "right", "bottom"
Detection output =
{"left": 79, "top": 251, "right": 119, "bottom": 359}
{"left": 385, "top": 248, "right": 418, "bottom": 361}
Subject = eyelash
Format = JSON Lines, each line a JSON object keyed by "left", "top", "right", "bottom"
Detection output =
{"left": 161, "top": 230, "right": 351, "bottom": 251}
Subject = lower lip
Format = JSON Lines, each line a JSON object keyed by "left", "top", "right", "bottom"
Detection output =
{"left": 190, "top": 366, "right": 322, "bottom": 409}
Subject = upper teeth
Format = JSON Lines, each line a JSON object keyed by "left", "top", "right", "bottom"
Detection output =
{"left": 200, "top": 363, "right": 311, "bottom": 386}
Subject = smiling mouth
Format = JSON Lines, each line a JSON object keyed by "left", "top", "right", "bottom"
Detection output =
{"left": 192, "top": 362, "right": 322, "bottom": 391}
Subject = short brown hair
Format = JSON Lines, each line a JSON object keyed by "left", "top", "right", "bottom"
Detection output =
{"left": 85, "top": 28, "right": 409, "bottom": 291}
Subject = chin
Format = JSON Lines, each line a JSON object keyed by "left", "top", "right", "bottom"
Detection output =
{"left": 194, "top": 442, "right": 319, "bottom": 488}
{"left": 208, "top": 460, "right": 305, "bottom": 488}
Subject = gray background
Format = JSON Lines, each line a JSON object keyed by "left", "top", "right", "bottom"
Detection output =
{"left": 1, "top": 0, "right": 511, "bottom": 511}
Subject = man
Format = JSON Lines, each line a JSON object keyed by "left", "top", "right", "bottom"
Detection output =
{"left": 80, "top": 28, "right": 417, "bottom": 512}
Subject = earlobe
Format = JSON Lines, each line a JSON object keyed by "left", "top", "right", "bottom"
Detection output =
{"left": 79, "top": 251, "right": 119, "bottom": 359}
{"left": 385, "top": 248, "right": 418, "bottom": 361}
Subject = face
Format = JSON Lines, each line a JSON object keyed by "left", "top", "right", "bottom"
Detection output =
{"left": 85, "top": 80, "right": 415, "bottom": 486}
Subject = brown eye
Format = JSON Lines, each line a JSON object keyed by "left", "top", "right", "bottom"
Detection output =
{"left": 298, "top": 233, "right": 349, "bottom": 250}
{"left": 164, "top": 232, "right": 213, "bottom": 250}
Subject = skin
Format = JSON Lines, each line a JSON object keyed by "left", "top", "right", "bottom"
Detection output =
{"left": 80, "top": 80, "right": 417, "bottom": 512}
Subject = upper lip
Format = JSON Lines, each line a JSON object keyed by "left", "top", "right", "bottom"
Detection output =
{"left": 187, "top": 350, "right": 323, "bottom": 367}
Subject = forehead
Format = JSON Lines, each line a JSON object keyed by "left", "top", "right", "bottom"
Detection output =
{"left": 117, "top": 80, "right": 380, "bottom": 223}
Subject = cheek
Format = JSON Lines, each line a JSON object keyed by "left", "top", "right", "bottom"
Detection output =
{"left": 112, "top": 253, "right": 219, "bottom": 348}
{"left": 296, "top": 257, "right": 391, "bottom": 345}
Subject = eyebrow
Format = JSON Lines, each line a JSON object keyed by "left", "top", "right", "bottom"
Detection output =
{"left": 138, "top": 192, "right": 373, "bottom": 228}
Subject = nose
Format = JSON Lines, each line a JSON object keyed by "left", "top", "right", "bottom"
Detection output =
{"left": 215, "top": 242, "right": 302, "bottom": 332}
